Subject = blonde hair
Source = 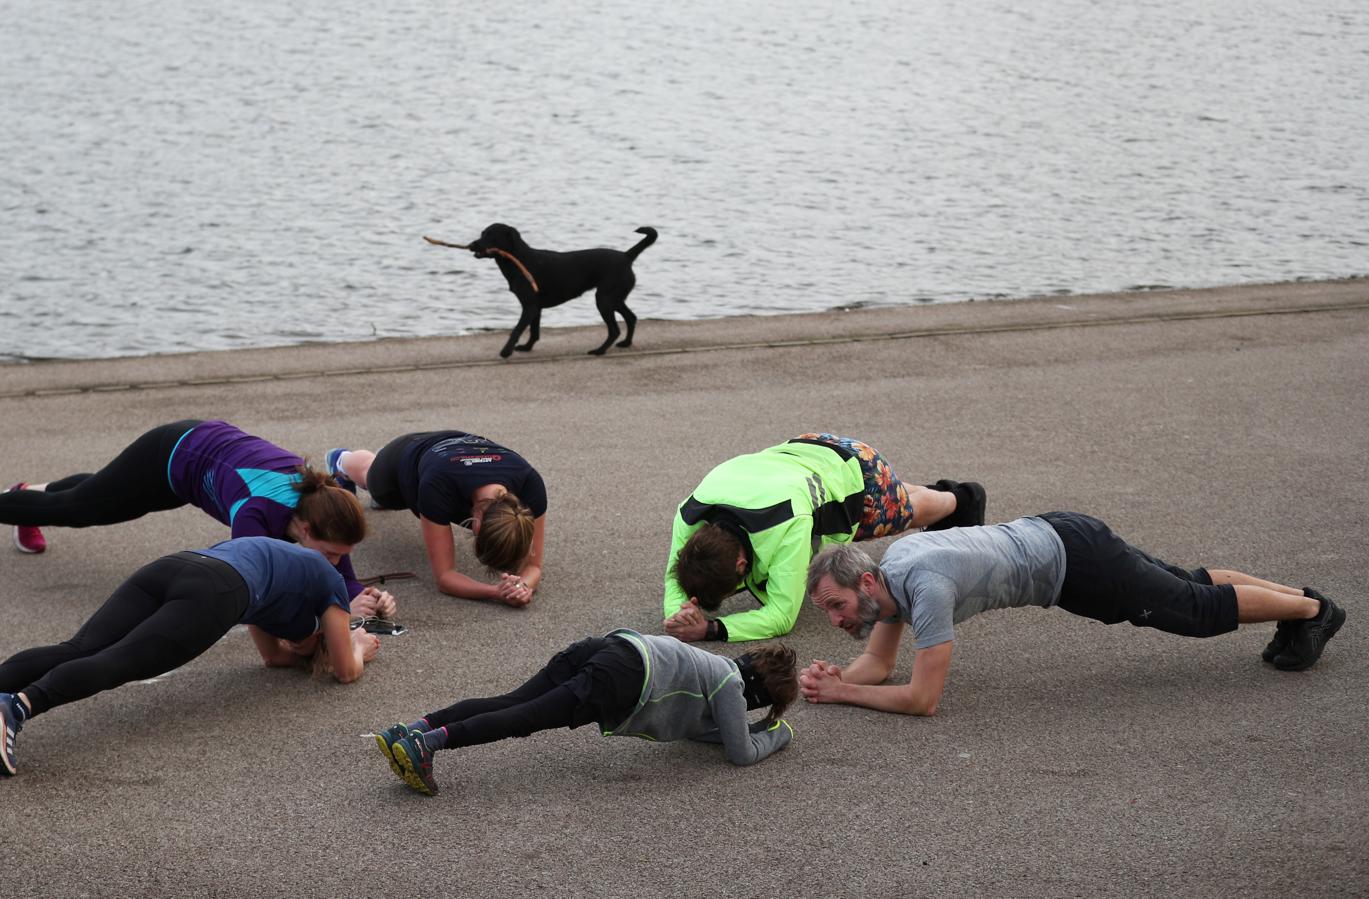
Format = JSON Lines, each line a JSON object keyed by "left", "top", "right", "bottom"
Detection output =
{"left": 475, "top": 493, "right": 536, "bottom": 573}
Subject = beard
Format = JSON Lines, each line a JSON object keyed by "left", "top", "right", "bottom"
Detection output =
{"left": 849, "top": 587, "right": 882, "bottom": 640}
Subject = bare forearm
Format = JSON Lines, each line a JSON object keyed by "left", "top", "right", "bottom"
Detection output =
{"left": 248, "top": 627, "right": 301, "bottom": 668}
{"left": 841, "top": 651, "right": 894, "bottom": 685}
{"left": 517, "top": 562, "right": 542, "bottom": 591}
{"left": 436, "top": 569, "right": 501, "bottom": 601}
{"left": 333, "top": 643, "right": 366, "bottom": 683}
{"left": 260, "top": 647, "right": 302, "bottom": 668}
{"left": 833, "top": 681, "right": 937, "bottom": 716}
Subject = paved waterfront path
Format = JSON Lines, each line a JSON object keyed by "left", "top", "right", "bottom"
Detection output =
{"left": 1, "top": 280, "right": 1365, "bottom": 897}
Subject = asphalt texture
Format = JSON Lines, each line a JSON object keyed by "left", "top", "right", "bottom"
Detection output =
{"left": 1, "top": 280, "right": 1366, "bottom": 898}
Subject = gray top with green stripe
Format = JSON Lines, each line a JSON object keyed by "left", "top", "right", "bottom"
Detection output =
{"left": 603, "top": 629, "right": 792, "bottom": 766}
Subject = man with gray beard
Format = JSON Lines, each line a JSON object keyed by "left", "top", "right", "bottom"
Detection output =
{"left": 799, "top": 512, "right": 1344, "bottom": 716}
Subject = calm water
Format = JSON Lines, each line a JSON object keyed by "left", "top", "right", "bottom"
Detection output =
{"left": 2, "top": 1, "right": 1367, "bottom": 362}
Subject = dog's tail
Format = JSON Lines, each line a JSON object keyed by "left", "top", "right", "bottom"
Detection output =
{"left": 625, "top": 226, "right": 658, "bottom": 262}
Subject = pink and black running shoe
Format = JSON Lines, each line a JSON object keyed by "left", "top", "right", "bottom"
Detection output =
{"left": 5, "top": 483, "right": 47, "bottom": 554}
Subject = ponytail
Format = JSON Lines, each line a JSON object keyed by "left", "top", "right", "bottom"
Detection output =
{"left": 474, "top": 493, "right": 535, "bottom": 573}
{"left": 293, "top": 465, "right": 367, "bottom": 545}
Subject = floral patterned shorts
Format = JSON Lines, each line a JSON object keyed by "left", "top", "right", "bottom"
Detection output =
{"left": 795, "top": 433, "right": 916, "bottom": 540}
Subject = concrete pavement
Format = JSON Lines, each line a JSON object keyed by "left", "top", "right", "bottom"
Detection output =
{"left": 1, "top": 280, "right": 1365, "bottom": 897}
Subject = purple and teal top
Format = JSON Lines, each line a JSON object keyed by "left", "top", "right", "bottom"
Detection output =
{"left": 167, "top": 420, "right": 364, "bottom": 598}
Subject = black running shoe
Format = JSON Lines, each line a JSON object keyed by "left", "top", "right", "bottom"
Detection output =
{"left": 924, "top": 480, "right": 987, "bottom": 530}
{"left": 1261, "top": 620, "right": 1295, "bottom": 664}
{"left": 1273, "top": 595, "right": 1346, "bottom": 671}
{"left": 1262, "top": 587, "right": 1327, "bottom": 663}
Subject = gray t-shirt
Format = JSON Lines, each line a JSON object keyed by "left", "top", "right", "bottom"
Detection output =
{"left": 881, "top": 516, "right": 1067, "bottom": 648}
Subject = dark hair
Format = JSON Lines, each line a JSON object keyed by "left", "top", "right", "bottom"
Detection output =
{"left": 749, "top": 643, "right": 798, "bottom": 726}
{"left": 670, "top": 524, "right": 743, "bottom": 611}
{"left": 475, "top": 493, "right": 536, "bottom": 573}
{"left": 293, "top": 466, "right": 367, "bottom": 545}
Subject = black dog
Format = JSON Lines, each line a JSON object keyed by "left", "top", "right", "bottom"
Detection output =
{"left": 465, "top": 224, "right": 657, "bottom": 358}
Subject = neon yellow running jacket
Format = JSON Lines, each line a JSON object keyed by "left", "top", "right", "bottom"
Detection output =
{"left": 663, "top": 439, "right": 865, "bottom": 641}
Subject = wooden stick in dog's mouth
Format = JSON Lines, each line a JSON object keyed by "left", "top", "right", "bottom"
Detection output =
{"left": 423, "top": 235, "right": 471, "bottom": 249}
{"left": 422, "top": 235, "right": 539, "bottom": 293}
{"left": 487, "top": 248, "right": 540, "bottom": 294}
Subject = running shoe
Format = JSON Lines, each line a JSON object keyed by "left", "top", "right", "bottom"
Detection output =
{"left": 391, "top": 730, "right": 439, "bottom": 795}
{"left": 1262, "top": 587, "right": 1326, "bottom": 663}
{"left": 324, "top": 449, "right": 357, "bottom": 495}
{"left": 5, "top": 483, "right": 47, "bottom": 554}
{"left": 0, "top": 692, "right": 22, "bottom": 776}
{"left": 1273, "top": 594, "right": 1346, "bottom": 671}
{"left": 924, "top": 480, "right": 987, "bottom": 531}
{"left": 1260, "top": 620, "right": 1296, "bottom": 664}
{"left": 374, "top": 723, "right": 412, "bottom": 781}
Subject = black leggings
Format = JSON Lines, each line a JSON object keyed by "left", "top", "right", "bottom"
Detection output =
{"left": 0, "top": 553, "right": 249, "bottom": 716}
{"left": 422, "top": 637, "right": 643, "bottom": 750}
{"left": 1042, "top": 511, "right": 1238, "bottom": 638}
{"left": 0, "top": 420, "right": 201, "bottom": 528}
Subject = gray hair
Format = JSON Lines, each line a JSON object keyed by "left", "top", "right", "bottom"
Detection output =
{"left": 806, "top": 543, "right": 880, "bottom": 599}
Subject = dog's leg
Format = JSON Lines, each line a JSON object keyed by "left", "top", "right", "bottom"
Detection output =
{"left": 514, "top": 308, "right": 541, "bottom": 352}
{"left": 614, "top": 278, "right": 638, "bottom": 348}
{"left": 600, "top": 275, "right": 637, "bottom": 350}
{"left": 501, "top": 308, "right": 535, "bottom": 358}
{"left": 590, "top": 292, "right": 622, "bottom": 356}
{"left": 617, "top": 303, "right": 636, "bottom": 348}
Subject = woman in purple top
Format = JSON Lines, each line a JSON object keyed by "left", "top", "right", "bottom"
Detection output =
{"left": 0, "top": 420, "right": 394, "bottom": 618}
{"left": 327, "top": 431, "right": 546, "bottom": 607}
{"left": 0, "top": 537, "right": 381, "bottom": 778}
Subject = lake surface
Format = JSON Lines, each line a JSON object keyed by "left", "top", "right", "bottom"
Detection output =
{"left": 2, "top": 0, "right": 1366, "bottom": 362}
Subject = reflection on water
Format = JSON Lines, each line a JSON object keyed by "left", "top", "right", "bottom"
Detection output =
{"left": 1, "top": 0, "right": 1366, "bottom": 361}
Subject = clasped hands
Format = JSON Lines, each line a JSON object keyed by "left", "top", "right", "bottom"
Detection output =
{"left": 497, "top": 572, "right": 533, "bottom": 608}
{"left": 664, "top": 598, "right": 709, "bottom": 642}
{"left": 350, "top": 586, "right": 397, "bottom": 620}
{"left": 353, "top": 628, "right": 381, "bottom": 662}
{"left": 799, "top": 659, "right": 844, "bottom": 703}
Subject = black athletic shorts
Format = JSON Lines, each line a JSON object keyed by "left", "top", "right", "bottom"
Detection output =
{"left": 1040, "top": 511, "right": 1238, "bottom": 638}
{"left": 546, "top": 635, "right": 645, "bottom": 729}
{"left": 366, "top": 434, "right": 413, "bottom": 511}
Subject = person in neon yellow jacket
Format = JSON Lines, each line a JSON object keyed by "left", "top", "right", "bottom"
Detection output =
{"left": 663, "top": 433, "right": 986, "bottom": 643}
